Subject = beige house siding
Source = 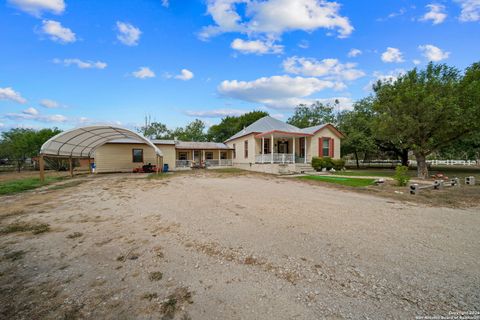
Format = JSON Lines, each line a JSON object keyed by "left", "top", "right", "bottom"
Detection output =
{"left": 95, "top": 143, "right": 176, "bottom": 173}
{"left": 309, "top": 127, "right": 341, "bottom": 160}
{"left": 226, "top": 133, "right": 257, "bottom": 164}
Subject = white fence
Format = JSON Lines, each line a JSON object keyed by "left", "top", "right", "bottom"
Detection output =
{"left": 345, "top": 159, "right": 479, "bottom": 168}
{"left": 255, "top": 153, "right": 294, "bottom": 164}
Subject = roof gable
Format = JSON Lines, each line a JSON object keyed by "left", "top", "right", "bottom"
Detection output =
{"left": 225, "top": 116, "right": 303, "bottom": 142}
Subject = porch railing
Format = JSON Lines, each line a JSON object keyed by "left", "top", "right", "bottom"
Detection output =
{"left": 255, "top": 153, "right": 295, "bottom": 164}
{"left": 205, "top": 159, "right": 233, "bottom": 167}
{"left": 176, "top": 160, "right": 192, "bottom": 168}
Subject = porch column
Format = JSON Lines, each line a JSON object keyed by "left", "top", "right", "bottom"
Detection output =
{"left": 202, "top": 150, "right": 205, "bottom": 164}
{"left": 292, "top": 137, "right": 296, "bottom": 164}
{"left": 218, "top": 150, "right": 221, "bottom": 166}
{"left": 304, "top": 137, "right": 307, "bottom": 163}
{"left": 270, "top": 134, "right": 274, "bottom": 164}
{"left": 192, "top": 149, "right": 194, "bottom": 163}
{"left": 261, "top": 136, "right": 264, "bottom": 164}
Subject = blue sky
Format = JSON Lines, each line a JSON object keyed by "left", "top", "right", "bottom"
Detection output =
{"left": 1, "top": 0, "right": 479, "bottom": 132}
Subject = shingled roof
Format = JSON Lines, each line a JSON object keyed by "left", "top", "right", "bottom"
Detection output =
{"left": 225, "top": 116, "right": 304, "bottom": 142}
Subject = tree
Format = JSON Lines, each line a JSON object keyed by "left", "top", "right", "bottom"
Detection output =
{"left": 207, "top": 110, "right": 269, "bottom": 142}
{"left": 337, "top": 98, "right": 378, "bottom": 168}
{"left": 138, "top": 115, "right": 171, "bottom": 139}
{"left": 287, "top": 101, "right": 336, "bottom": 128}
{"left": 0, "top": 127, "right": 62, "bottom": 171}
{"left": 173, "top": 119, "right": 207, "bottom": 141}
{"left": 372, "top": 62, "right": 480, "bottom": 178}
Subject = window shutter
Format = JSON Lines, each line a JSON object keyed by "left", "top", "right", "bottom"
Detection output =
{"left": 318, "top": 138, "right": 322, "bottom": 157}
{"left": 329, "top": 138, "right": 334, "bottom": 158}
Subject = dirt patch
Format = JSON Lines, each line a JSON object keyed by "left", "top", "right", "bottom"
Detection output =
{"left": 0, "top": 171, "right": 478, "bottom": 319}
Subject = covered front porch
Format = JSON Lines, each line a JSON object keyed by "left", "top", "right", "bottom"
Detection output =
{"left": 254, "top": 131, "right": 312, "bottom": 164}
{"left": 175, "top": 149, "right": 233, "bottom": 169}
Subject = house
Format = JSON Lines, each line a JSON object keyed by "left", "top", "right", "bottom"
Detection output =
{"left": 95, "top": 139, "right": 233, "bottom": 173}
{"left": 93, "top": 116, "right": 343, "bottom": 174}
{"left": 224, "top": 116, "right": 344, "bottom": 174}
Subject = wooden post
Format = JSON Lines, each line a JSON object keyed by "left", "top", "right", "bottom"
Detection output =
{"left": 39, "top": 154, "right": 45, "bottom": 182}
{"left": 261, "top": 136, "right": 264, "bottom": 163}
{"left": 69, "top": 157, "right": 73, "bottom": 177}
{"left": 156, "top": 155, "right": 160, "bottom": 174}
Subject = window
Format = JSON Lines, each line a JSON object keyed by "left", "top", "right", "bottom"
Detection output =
{"left": 178, "top": 152, "right": 187, "bottom": 160}
{"left": 320, "top": 138, "right": 330, "bottom": 157}
{"left": 244, "top": 140, "right": 248, "bottom": 158}
{"left": 233, "top": 144, "right": 236, "bottom": 159}
{"left": 220, "top": 151, "right": 227, "bottom": 159}
{"left": 205, "top": 151, "right": 213, "bottom": 160}
{"left": 132, "top": 149, "right": 143, "bottom": 163}
{"left": 263, "top": 138, "right": 270, "bottom": 154}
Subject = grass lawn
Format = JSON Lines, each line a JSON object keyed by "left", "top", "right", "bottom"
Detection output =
{"left": 298, "top": 175, "right": 376, "bottom": 187}
{"left": 0, "top": 176, "right": 65, "bottom": 195}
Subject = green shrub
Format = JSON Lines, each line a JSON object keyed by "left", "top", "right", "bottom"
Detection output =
{"left": 311, "top": 157, "right": 323, "bottom": 171}
{"left": 331, "top": 159, "right": 346, "bottom": 170}
{"left": 394, "top": 165, "right": 410, "bottom": 186}
{"left": 311, "top": 157, "right": 337, "bottom": 171}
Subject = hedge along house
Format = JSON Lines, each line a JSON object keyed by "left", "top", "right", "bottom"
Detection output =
{"left": 94, "top": 139, "right": 233, "bottom": 173}
{"left": 224, "top": 116, "right": 344, "bottom": 174}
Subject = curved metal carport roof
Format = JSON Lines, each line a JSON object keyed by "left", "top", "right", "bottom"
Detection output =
{"left": 40, "top": 125, "right": 163, "bottom": 158}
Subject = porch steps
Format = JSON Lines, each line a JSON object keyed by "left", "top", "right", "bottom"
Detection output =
{"left": 295, "top": 163, "right": 315, "bottom": 174}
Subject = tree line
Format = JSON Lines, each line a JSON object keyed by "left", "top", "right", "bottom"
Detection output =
{"left": 1, "top": 61, "right": 479, "bottom": 178}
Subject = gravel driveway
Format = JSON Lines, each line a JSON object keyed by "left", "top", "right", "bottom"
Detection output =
{"left": 1, "top": 171, "right": 479, "bottom": 319}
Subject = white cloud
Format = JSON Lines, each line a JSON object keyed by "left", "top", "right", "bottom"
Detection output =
{"left": 298, "top": 40, "right": 309, "bottom": 49}
{"left": 175, "top": 69, "right": 194, "bottom": 81}
{"left": 381, "top": 47, "right": 404, "bottom": 63}
{"left": 116, "top": 21, "right": 141, "bottom": 46}
{"left": 377, "top": 8, "right": 407, "bottom": 21}
{"left": 8, "top": 0, "right": 65, "bottom": 17}
{"left": 0, "top": 87, "right": 27, "bottom": 104}
{"left": 418, "top": 44, "right": 450, "bottom": 61}
{"left": 184, "top": 109, "right": 247, "bottom": 118}
{"left": 455, "top": 0, "right": 480, "bottom": 22}
{"left": 218, "top": 75, "right": 342, "bottom": 109}
{"left": 5, "top": 110, "right": 68, "bottom": 123}
{"left": 53, "top": 58, "right": 107, "bottom": 69}
{"left": 40, "top": 20, "right": 76, "bottom": 43}
{"left": 132, "top": 67, "right": 156, "bottom": 79}
{"left": 421, "top": 4, "right": 447, "bottom": 24}
{"left": 161, "top": 0, "right": 169, "bottom": 7}
{"left": 413, "top": 59, "right": 422, "bottom": 65}
{"left": 347, "top": 48, "right": 362, "bottom": 57}
{"left": 40, "top": 99, "right": 60, "bottom": 108}
{"left": 282, "top": 56, "right": 365, "bottom": 81}
{"left": 23, "top": 107, "right": 39, "bottom": 115}
{"left": 199, "top": 0, "right": 353, "bottom": 40}
{"left": 317, "top": 97, "right": 354, "bottom": 111}
{"left": 231, "top": 38, "right": 283, "bottom": 55}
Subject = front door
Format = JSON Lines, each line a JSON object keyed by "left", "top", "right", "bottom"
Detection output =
{"left": 278, "top": 141, "right": 288, "bottom": 153}
{"left": 193, "top": 150, "right": 201, "bottom": 164}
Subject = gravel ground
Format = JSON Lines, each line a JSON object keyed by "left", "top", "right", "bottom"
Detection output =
{"left": 0, "top": 171, "right": 479, "bottom": 319}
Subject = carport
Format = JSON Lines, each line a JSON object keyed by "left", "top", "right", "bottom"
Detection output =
{"left": 39, "top": 125, "right": 163, "bottom": 181}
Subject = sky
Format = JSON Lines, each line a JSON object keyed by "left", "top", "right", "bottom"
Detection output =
{"left": 1, "top": 0, "right": 479, "bottom": 132}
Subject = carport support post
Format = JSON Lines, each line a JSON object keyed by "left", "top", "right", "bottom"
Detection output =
{"left": 156, "top": 155, "right": 160, "bottom": 174}
{"left": 39, "top": 154, "right": 45, "bottom": 182}
{"left": 69, "top": 156, "right": 73, "bottom": 177}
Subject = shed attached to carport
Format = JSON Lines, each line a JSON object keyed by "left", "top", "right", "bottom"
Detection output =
{"left": 39, "top": 125, "right": 163, "bottom": 181}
